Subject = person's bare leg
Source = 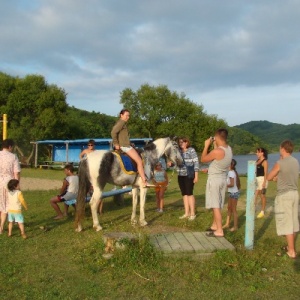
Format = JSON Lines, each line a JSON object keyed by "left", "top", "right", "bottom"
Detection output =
{"left": 159, "top": 189, "right": 165, "bottom": 210}
{"left": 18, "top": 223, "right": 27, "bottom": 239}
{"left": 286, "top": 233, "right": 296, "bottom": 258}
{"left": 188, "top": 195, "right": 195, "bottom": 216}
{"left": 63, "top": 203, "right": 69, "bottom": 217}
{"left": 126, "top": 148, "right": 147, "bottom": 184}
{"left": 230, "top": 200, "right": 238, "bottom": 231}
{"left": 8, "top": 221, "right": 13, "bottom": 236}
{"left": 156, "top": 191, "right": 160, "bottom": 209}
{"left": 50, "top": 197, "right": 64, "bottom": 219}
{"left": 98, "top": 200, "right": 103, "bottom": 214}
{"left": 183, "top": 195, "right": 189, "bottom": 216}
{"left": 0, "top": 212, "right": 7, "bottom": 233}
{"left": 261, "top": 194, "right": 266, "bottom": 212}
{"left": 213, "top": 208, "right": 224, "bottom": 236}
{"left": 223, "top": 199, "right": 232, "bottom": 228}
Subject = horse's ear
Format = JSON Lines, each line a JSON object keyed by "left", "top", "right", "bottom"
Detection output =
{"left": 172, "top": 136, "right": 179, "bottom": 143}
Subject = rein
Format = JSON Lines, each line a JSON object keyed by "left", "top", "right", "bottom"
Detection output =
{"left": 166, "top": 167, "right": 176, "bottom": 187}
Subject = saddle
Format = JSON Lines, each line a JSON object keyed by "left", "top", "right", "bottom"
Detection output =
{"left": 113, "top": 150, "right": 138, "bottom": 175}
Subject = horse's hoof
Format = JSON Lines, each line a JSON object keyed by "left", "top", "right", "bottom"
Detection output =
{"left": 139, "top": 220, "right": 148, "bottom": 227}
{"left": 131, "top": 219, "right": 137, "bottom": 226}
{"left": 93, "top": 225, "right": 103, "bottom": 231}
{"left": 75, "top": 227, "right": 82, "bottom": 233}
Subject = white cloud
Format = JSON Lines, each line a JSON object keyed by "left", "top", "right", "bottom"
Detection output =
{"left": 0, "top": 0, "right": 299, "bottom": 127}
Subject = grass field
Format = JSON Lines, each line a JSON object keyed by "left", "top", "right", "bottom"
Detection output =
{"left": 0, "top": 169, "right": 299, "bottom": 299}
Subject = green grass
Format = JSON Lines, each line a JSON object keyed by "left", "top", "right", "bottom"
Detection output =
{"left": 0, "top": 169, "right": 299, "bottom": 299}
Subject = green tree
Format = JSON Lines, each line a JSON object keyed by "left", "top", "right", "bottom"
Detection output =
{"left": 120, "top": 84, "right": 227, "bottom": 151}
{"left": 1, "top": 73, "right": 69, "bottom": 160}
{"left": 66, "top": 107, "right": 116, "bottom": 139}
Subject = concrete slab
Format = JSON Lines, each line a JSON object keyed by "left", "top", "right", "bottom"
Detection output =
{"left": 150, "top": 232, "right": 235, "bottom": 256}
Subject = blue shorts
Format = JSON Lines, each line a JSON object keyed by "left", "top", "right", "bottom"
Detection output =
{"left": 8, "top": 212, "right": 24, "bottom": 223}
{"left": 228, "top": 191, "right": 240, "bottom": 200}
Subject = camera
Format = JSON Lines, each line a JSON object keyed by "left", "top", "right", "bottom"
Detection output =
{"left": 210, "top": 136, "right": 215, "bottom": 142}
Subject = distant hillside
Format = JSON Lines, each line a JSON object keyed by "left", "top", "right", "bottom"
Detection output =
{"left": 235, "top": 121, "right": 300, "bottom": 151}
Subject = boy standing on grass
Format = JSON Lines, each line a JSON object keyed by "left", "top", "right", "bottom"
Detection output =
{"left": 50, "top": 164, "right": 79, "bottom": 219}
{"left": 267, "top": 140, "right": 299, "bottom": 259}
{"left": 7, "top": 179, "right": 28, "bottom": 239}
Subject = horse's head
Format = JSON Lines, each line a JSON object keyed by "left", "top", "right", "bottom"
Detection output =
{"left": 164, "top": 138, "right": 183, "bottom": 167}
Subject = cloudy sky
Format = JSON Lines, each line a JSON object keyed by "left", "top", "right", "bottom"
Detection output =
{"left": 1, "top": 0, "right": 299, "bottom": 126}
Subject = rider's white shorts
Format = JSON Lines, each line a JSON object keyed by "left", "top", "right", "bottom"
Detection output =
{"left": 120, "top": 146, "right": 133, "bottom": 153}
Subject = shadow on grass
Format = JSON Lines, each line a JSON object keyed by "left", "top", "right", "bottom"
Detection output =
{"left": 254, "top": 212, "right": 274, "bottom": 242}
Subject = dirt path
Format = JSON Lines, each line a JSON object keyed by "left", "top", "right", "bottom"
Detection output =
{"left": 21, "top": 177, "right": 62, "bottom": 191}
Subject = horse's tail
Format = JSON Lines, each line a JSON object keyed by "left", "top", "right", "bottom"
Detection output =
{"left": 75, "top": 159, "right": 91, "bottom": 228}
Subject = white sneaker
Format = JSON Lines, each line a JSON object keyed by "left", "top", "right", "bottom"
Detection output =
{"left": 188, "top": 215, "right": 196, "bottom": 221}
{"left": 179, "top": 214, "right": 189, "bottom": 219}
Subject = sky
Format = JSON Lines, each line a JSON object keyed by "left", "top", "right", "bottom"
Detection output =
{"left": 0, "top": 0, "right": 299, "bottom": 126}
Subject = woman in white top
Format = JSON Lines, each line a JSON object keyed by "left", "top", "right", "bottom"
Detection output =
{"left": 223, "top": 159, "right": 240, "bottom": 232}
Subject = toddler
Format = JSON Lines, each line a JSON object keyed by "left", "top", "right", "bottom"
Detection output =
{"left": 7, "top": 179, "right": 28, "bottom": 239}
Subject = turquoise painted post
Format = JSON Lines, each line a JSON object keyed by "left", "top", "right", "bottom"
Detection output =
{"left": 245, "top": 161, "right": 256, "bottom": 250}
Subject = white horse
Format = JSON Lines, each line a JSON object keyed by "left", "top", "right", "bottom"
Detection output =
{"left": 75, "top": 137, "right": 183, "bottom": 232}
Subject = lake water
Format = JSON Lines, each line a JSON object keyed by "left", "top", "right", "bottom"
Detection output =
{"left": 233, "top": 152, "right": 300, "bottom": 175}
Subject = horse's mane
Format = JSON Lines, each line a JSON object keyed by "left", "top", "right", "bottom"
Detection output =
{"left": 143, "top": 142, "right": 156, "bottom": 151}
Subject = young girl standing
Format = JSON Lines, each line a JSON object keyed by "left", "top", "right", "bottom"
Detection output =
{"left": 153, "top": 162, "right": 168, "bottom": 213}
{"left": 255, "top": 147, "right": 268, "bottom": 218}
{"left": 7, "top": 179, "right": 28, "bottom": 239}
{"left": 223, "top": 159, "right": 240, "bottom": 232}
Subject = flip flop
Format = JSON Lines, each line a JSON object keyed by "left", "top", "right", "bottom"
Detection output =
{"left": 205, "top": 227, "right": 216, "bottom": 232}
{"left": 205, "top": 231, "right": 224, "bottom": 238}
{"left": 286, "top": 252, "right": 297, "bottom": 259}
{"left": 276, "top": 251, "right": 296, "bottom": 259}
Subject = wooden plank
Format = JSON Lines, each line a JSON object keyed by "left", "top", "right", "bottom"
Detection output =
{"left": 216, "top": 237, "right": 235, "bottom": 250}
{"left": 152, "top": 234, "right": 173, "bottom": 252}
{"left": 203, "top": 233, "right": 227, "bottom": 250}
{"left": 173, "top": 232, "right": 194, "bottom": 252}
{"left": 164, "top": 233, "right": 184, "bottom": 251}
{"left": 192, "top": 232, "right": 216, "bottom": 251}
{"left": 183, "top": 232, "right": 206, "bottom": 252}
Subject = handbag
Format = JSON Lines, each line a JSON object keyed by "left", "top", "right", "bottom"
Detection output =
{"left": 186, "top": 165, "right": 195, "bottom": 179}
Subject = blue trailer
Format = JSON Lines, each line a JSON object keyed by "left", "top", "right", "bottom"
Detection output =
{"left": 31, "top": 138, "right": 152, "bottom": 168}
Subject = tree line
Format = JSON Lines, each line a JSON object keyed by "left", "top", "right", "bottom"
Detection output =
{"left": 0, "top": 71, "right": 266, "bottom": 164}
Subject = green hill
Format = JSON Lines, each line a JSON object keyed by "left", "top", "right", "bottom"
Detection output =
{"left": 235, "top": 120, "right": 300, "bottom": 151}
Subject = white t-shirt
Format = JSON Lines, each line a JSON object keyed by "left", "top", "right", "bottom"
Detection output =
{"left": 227, "top": 170, "right": 239, "bottom": 193}
{"left": 66, "top": 175, "right": 79, "bottom": 195}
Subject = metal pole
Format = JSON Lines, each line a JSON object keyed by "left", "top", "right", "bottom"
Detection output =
{"left": 34, "top": 143, "right": 38, "bottom": 168}
{"left": 3, "top": 114, "right": 7, "bottom": 140}
{"left": 244, "top": 160, "right": 256, "bottom": 250}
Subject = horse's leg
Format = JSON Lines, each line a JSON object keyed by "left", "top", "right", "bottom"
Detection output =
{"left": 90, "top": 186, "right": 102, "bottom": 231}
{"left": 139, "top": 186, "right": 148, "bottom": 226}
{"left": 131, "top": 187, "right": 138, "bottom": 225}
